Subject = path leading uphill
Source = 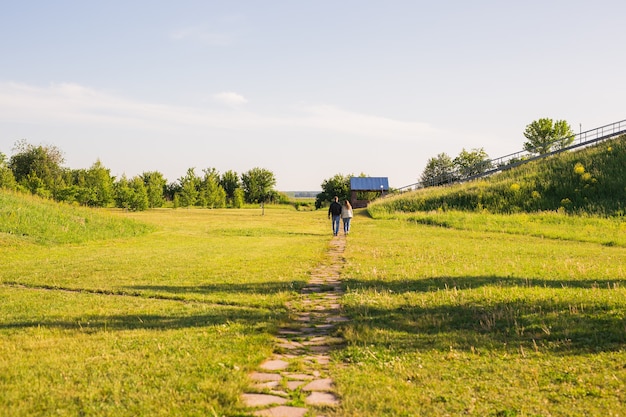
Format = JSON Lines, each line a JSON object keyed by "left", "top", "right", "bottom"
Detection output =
{"left": 241, "top": 235, "right": 347, "bottom": 416}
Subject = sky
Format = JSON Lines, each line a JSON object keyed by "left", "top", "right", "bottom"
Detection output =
{"left": 1, "top": 1, "right": 625, "bottom": 191}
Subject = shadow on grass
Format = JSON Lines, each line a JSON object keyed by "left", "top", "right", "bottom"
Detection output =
{"left": 344, "top": 275, "right": 626, "bottom": 292}
{"left": 1, "top": 281, "right": 300, "bottom": 333}
{"left": 342, "top": 275, "right": 626, "bottom": 355}
{"left": 126, "top": 280, "right": 308, "bottom": 296}
{"left": 0, "top": 304, "right": 282, "bottom": 333}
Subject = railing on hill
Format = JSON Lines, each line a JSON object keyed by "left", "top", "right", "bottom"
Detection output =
{"left": 397, "top": 119, "right": 626, "bottom": 192}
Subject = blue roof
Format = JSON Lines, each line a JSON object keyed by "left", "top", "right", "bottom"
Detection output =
{"left": 350, "top": 177, "right": 389, "bottom": 191}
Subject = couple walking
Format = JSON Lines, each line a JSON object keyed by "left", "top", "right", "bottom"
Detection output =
{"left": 328, "top": 196, "right": 353, "bottom": 236}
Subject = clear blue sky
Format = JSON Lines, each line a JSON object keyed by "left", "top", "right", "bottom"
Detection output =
{"left": 1, "top": 1, "right": 624, "bottom": 190}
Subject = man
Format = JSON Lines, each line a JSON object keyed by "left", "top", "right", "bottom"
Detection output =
{"left": 328, "top": 196, "right": 343, "bottom": 236}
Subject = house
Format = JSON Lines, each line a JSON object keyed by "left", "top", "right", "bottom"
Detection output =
{"left": 350, "top": 177, "right": 389, "bottom": 208}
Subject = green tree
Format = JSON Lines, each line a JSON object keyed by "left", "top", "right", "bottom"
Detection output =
{"left": 232, "top": 188, "right": 244, "bottom": 208}
{"left": 241, "top": 167, "right": 276, "bottom": 204}
{"left": 523, "top": 118, "right": 575, "bottom": 155}
{"left": 0, "top": 151, "right": 17, "bottom": 190}
{"left": 9, "top": 140, "right": 65, "bottom": 194}
{"left": 82, "top": 160, "right": 114, "bottom": 207}
{"left": 177, "top": 168, "right": 200, "bottom": 207}
{"left": 200, "top": 168, "right": 226, "bottom": 208}
{"left": 141, "top": 171, "right": 167, "bottom": 208}
{"left": 420, "top": 153, "right": 456, "bottom": 187}
{"left": 315, "top": 173, "right": 351, "bottom": 209}
{"left": 453, "top": 148, "right": 492, "bottom": 178}
{"left": 220, "top": 170, "right": 240, "bottom": 204}
{"left": 114, "top": 175, "right": 149, "bottom": 211}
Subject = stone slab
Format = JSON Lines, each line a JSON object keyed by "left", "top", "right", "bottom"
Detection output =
{"left": 303, "top": 378, "right": 334, "bottom": 392}
{"left": 242, "top": 393, "right": 287, "bottom": 407}
{"left": 260, "top": 359, "right": 289, "bottom": 371}
{"left": 305, "top": 391, "right": 340, "bottom": 406}
{"left": 250, "top": 372, "right": 282, "bottom": 382}
{"left": 254, "top": 406, "right": 308, "bottom": 417}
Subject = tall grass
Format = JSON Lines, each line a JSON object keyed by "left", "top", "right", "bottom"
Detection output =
{"left": 371, "top": 135, "right": 626, "bottom": 216}
{"left": 0, "top": 190, "right": 154, "bottom": 245}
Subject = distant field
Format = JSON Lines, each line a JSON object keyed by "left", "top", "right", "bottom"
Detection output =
{"left": 1, "top": 194, "right": 625, "bottom": 416}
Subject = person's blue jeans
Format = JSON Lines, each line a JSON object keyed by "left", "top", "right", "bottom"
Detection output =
{"left": 331, "top": 215, "right": 341, "bottom": 236}
{"left": 343, "top": 217, "right": 351, "bottom": 234}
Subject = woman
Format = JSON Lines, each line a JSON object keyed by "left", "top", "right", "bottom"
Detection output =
{"left": 341, "top": 200, "right": 353, "bottom": 235}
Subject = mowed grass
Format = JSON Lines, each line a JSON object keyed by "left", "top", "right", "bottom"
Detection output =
{"left": 0, "top": 205, "right": 330, "bottom": 416}
{"left": 333, "top": 211, "right": 626, "bottom": 416}
{"left": 2, "top": 197, "right": 626, "bottom": 416}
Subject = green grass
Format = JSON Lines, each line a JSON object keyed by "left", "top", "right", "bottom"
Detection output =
{"left": 332, "top": 211, "right": 626, "bottom": 416}
{"left": 372, "top": 210, "right": 626, "bottom": 248}
{"left": 2, "top": 191, "right": 626, "bottom": 416}
{"left": 0, "top": 190, "right": 154, "bottom": 245}
{"left": 0, "top": 199, "right": 330, "bottom": 416}
{"left": 371, "top": 135, "right": 626, "bottom": 216}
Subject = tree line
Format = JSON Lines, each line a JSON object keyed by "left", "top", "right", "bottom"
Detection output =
{"left": 0, "top": 139, "right": 281, "bottom": 211}
{"left": 419, "top": 118, "right": 575, "bottom": 187}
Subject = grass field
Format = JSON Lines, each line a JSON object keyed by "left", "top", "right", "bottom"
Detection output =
{"left": 335, "top": 211, "right": 626, "bottom": 416}
{"left": 2, "top": 196, "right": 626, "bottom": 416}
{"left": 1, "top": 204, "right": 329, "bottom": 416}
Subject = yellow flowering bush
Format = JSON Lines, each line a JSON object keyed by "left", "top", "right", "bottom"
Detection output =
{"left": 574, "top": 163, "right": 585, "bottom": 175}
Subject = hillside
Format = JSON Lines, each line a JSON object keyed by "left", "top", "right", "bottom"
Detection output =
{"left": 370, "top": 135, "right": 626, "bottom": 217}
{"left": 0, "top": 190, "right": 154, "bottom": 245}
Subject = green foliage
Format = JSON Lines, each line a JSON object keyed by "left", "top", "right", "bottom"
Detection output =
{"left": 373, "top": 135, "right": 626, "bottom": 216}
{"left": 315, "top": 173, "right": 351, "bottom": 209}
{"left": 0, "top": 152, "right": 17, "bottom": 190}
{"left": 78, "top": 160, "right": 115, "bottom": 207}
{"left": 232, "top": 187, "right": 244, "bottom": 208}
{"left": 9, "top": 139, "right": 65, "bottom": 191}
{"left": 177, "top": 168, "right": 200, "bottom": 207}
{"left": 453, "top": 147, "right": 492, "bottom": 177}
{"left": 114, "top": 175, "right": 149, "bottom": 211}
{"left": 140, "top": 171, "right": 167, "bottom": 208}
{"left": 241, "top": 167, "right": 276, "bottom": 204}
{"left": 220, "top": 170, "right": 240, "bottom": 204}
{"left": 420, "top": 152, "right": 456, "bottom": 186}
{"left": 523, "top": 118, "right": 575, "bottom": 155}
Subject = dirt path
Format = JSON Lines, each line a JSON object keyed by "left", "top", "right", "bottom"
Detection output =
{"left": 241, "top": 236, "right": 346, "bottom": 416}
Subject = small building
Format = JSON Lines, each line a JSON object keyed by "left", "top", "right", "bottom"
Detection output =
{"left": 350, "top": 177, "right": 389, "bottom": 208}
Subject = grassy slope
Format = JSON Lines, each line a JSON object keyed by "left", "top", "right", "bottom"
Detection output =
{"left": 370, "top": 135, "right": 626, "bottom": 216}
{"left": 0, "top": 190, "right": 154, "bottom": 245}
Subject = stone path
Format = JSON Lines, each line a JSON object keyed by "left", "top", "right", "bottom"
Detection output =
{"left": 242, "top": 236, "right": 347, "bottom": 416}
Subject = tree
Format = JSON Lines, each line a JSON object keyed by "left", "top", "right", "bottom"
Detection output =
{"left": 114, "top": 175, "right": 149, "bottom": 211}
{"left": 523, "top": 118, "right": 575, "bottom": 155}
{"left": 241, "top": 168, "right": 276, "bottom": 204}
{"left": 420, "top": 153, "right": 456, "bottom": 187}
{"left": 199, "top": 168, "right": 226, "bottom": 208}
{"left": 9, "top": 140, "right": 65, "bottom": 194}
{"left": 177, "top": 168, "right": 200, "bottom": 207}
{"left": 83, "top": 160, "right": 114, "bottom": 207}
{"left": 453, "top": 148, "right": 492, "bottom": 178}
{"left": 140, "top": 171, "right": 167, "bottom": 208}
{"left": 0, "top": 151, "right": 17, "bottom": 190}
{"left": 220, "top": 170, "right": 240, "bottom": 205}
{"left": 315, "top": 174, "right": 351, "bottom": 209}
{"left": 232, "top": 188, "right": 244, "bottom": 208}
